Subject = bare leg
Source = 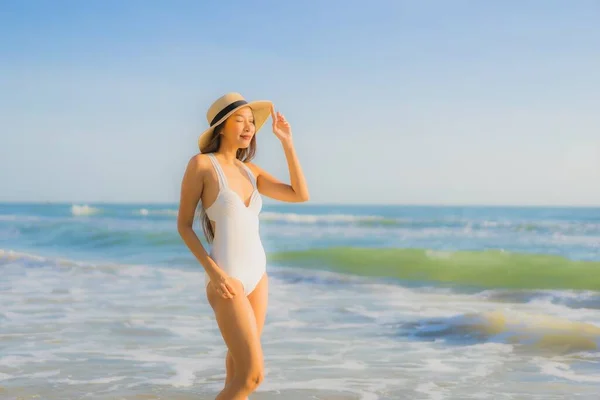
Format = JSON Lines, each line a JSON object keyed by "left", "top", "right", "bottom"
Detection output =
{"left": 248, "top": 273, "right": 268, "bottom": 336}
{"left": 207, "top": 278, "right": 264, "bottom": 400}
{"left": 225, "top": 273, "right": 268, "bottom": 387}
{"left": 225, "top": 350, "right": 235, "bottom": 386}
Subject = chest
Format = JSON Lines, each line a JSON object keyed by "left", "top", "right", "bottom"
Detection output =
{"left": 202, "top": 159, "right": 261, "bottom": 213}
{"left": 218, "top": 164, "right": 256, "bottom": 202}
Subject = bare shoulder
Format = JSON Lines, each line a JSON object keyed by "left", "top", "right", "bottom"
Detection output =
{"left": 186, "top": 153, "right": 213, "bottom": 176}
{"left": 244, "top": 161, "right": 280, "bottom": 182}
{"left": 244, "top": 161, "right": 264, "bottom": 176}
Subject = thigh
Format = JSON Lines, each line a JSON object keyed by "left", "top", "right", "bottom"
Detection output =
{"left": 207, "top": 278, "right": 263, "bottom": 371}
{"left": 247, "top": 273, "right": 268, "bottom": 336}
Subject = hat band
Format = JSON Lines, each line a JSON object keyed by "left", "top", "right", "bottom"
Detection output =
{"left": 210, "top": 100, "right": 248, "bottom": 126}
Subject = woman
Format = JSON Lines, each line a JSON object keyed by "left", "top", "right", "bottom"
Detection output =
{"left": 177, "top": 92, "right": 309, "bottom": 399}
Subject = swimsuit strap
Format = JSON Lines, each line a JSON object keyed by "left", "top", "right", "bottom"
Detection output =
{"left": 207, "top": 153, "right": 228, "bottom": 188}
{"left": 240, "top": 162, "right": 257, "bottom": 190}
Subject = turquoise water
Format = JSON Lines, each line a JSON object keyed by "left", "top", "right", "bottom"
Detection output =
{"left": 1, "top": 202, "right": 600, "bottom": 399}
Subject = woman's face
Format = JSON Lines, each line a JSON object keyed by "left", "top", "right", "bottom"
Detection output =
{"left": 221, "top": 106, "right": 256, "bottom": 148}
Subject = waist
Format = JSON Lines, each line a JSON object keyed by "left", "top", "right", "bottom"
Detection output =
{"left": 210, "top": 233, "right": 264, "bottom": 255}
{"left": 209, "top": 238, "right": 266, "bottom": 269}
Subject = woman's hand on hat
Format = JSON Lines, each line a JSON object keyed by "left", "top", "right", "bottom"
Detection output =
{"left": 271, "top": 104, "right": 292, "bottom": 143}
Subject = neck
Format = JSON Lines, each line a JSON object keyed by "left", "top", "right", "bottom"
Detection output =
{"left": 216, "top": 142, "right": 238, "bottom": 164}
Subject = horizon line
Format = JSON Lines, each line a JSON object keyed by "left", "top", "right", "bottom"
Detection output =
{"left": 0, "top": 200, "right": 598, "bottom": 209}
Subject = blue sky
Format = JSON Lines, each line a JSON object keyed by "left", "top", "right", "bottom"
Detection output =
{"left": 1, "top": 0, "right": 599, "bottom": 206}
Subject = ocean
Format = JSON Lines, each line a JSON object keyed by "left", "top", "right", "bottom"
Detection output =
{"left": 1, "top": 202, "right": 599, "bottom": 399}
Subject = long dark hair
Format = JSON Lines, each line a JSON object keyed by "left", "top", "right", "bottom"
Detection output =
{"left": 198, "top": 116, "right": 257, "bottom": 243}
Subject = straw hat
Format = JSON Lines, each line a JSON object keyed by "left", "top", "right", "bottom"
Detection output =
{"left": 198, "top": 92, "right": 273, "bottom": 151}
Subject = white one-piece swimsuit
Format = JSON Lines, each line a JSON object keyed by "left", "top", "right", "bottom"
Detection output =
{"left": 203, "top": 153, "right": 266, "bottom": 296}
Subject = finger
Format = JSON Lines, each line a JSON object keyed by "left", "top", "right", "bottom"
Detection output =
{"left": 221, "top": 282, "right": 234, "bottom": 297}
{"left": 270, "top": 104, "right": 276, "bottom": 121}
{"left": 220, "top": 283, "right": 230, "bottom": 297}
{"left": 225, "top": 282, "right": 236, "bottom": 296}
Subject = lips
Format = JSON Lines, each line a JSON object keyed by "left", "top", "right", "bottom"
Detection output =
{"left": 240, "top": 135, "right": 252, "bottom": 140}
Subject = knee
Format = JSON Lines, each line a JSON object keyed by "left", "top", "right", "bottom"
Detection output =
{"left": 226, "top": 352, "right": 234, "bottom": 367}
{"left": 241, "top": 368, "right": 264, "bottom": 391}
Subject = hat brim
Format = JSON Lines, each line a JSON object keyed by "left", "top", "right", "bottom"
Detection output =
{"left": 198, "top": 100, "right": 273, "bottom": 152}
